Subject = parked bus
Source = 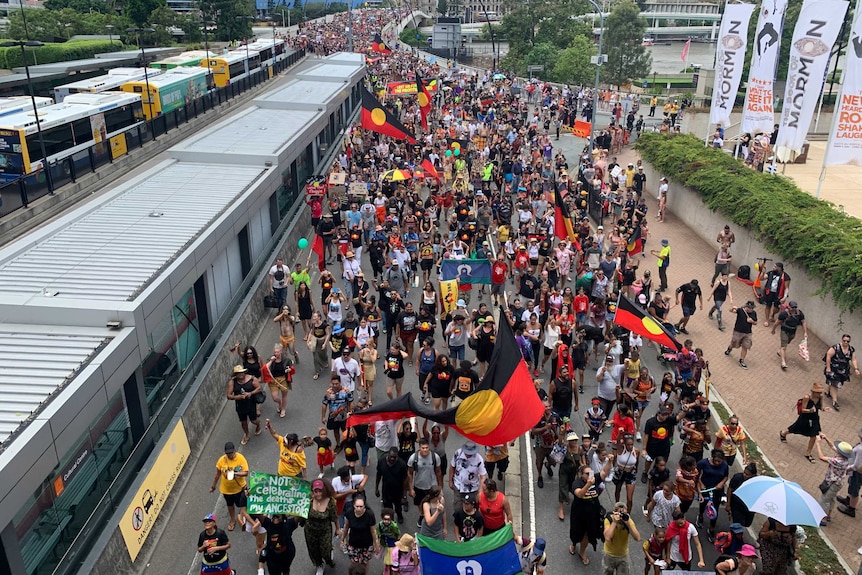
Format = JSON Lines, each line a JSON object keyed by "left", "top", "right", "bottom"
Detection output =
{"left": 0, "top": 92, "right": 143, "bottom": 183}
{"left": 246, "top": 38, "right": 286, "bottom": 66}
{"left": 207, "top": 49, "right": 261, "bottom": 88}
{"left": 0, "top": 96, "right": 53, "bottom": 117}
{"left": 150, "top": 50, "right": 213, "bottom": 70}
{"left": 121, "top": 66, "right": 209, "bottom": 120}
{"left": 53, "top": 67, "right": 165, "bottom": 103}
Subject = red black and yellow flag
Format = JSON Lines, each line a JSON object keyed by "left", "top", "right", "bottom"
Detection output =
{"left": 421, "top": 158, "right": 440, "bottom": 183}
{"left": 416, "top": 72, "right": 433, "bottom": 129}
{"left": 371, "top": 33, "right": 392, "bottom": 54}
{"left": 626, "top": 224, "right": 643, "bottom": 256}
{"left": 360, "top": 86, "right": 416, "bottom": 143}
{"left": 613, "top": 294, "right": 682, "bottom": 351}
{"left": 554, "top": 188, "right": 576, "bottom": 242}
{"left": 347, "top": 318, "right": 544, "bottom": 446}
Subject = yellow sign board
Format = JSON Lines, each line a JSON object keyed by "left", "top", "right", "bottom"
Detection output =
{"left": 110, "top": 134, "right": 128, "bottom": 159}
{"left": 439, "top": 279, "right": 458, "bottom": 318}
{"left": 119, "top": 419, "right": 191, "bottom": 561}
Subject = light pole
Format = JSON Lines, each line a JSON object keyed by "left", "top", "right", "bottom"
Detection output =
{"left": 586, "top": 0, "right": 604, "bottom": 154}
{"left": 127, "top": 28, "right": 156, "bottom": 120}
{"left": 1, "top": 40, "right": 52, "bottom": 194}
{"left": 236, "top": 15, "right": 253, "bottom": 71}
{"left": 106, "top": 24, "right": 114, "bottom": 46}
{"left": 200, "top": 20, "right": 215, "bottom": 83}
{"left": 479, "top": 3, "right": 496, "bottom": 71}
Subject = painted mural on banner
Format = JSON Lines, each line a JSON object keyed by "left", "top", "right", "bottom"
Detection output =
{"left": 776, "top": 0, "right": 848, "bottom": 153}
{"left": 247, "top": 471, "right": 312, "bottom": 517}
{"left": 740, "top": 0, "right": 788, "bottom": 135}
{"left": 825, "top": 13, "right": 862, "bottom": 166}
{"left": 708, "top": 3, "right": 755, "bottom": 127}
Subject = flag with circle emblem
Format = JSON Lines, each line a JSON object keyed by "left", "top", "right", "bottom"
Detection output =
{"left": 416, "top": 72, "right": 433, "bottom": 129}
{"left": 371, "top": 33, "right": 393, "bottom": 54}
{"left": 613, "top": 294, "right": 682, "bottom": 351}
{"left": 360, "top": 86, "right": 416, "bottom": 143}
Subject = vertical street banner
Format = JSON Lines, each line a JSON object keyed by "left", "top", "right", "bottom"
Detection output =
{"left": 825, "top": 13, "right": 862, "bottom": 166}
{"left": 439, "top": 279, "right": 458, "bottom": 317}
{"left": 776, "top": 0, "right": 848, "bottom": 153}
{"left": 709, "top": 3, "right": 755, "bottom": 127}
{"left": 740, "top": 0, "right": 788, "bottom": 136}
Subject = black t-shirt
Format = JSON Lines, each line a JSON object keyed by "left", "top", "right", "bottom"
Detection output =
{"left": 198, "top": 528, "right": 230, "bottom": 562}
{"left": 644, "top": 414, "right": 678, "bottom": 450}
{"left": 676, "top": 283, "right": 702, "bottom": 307}
{"left": 376, "top": 457, "right": 408, "bottom": 494}
{"left": 261, "top": 516, "right": 300, "bottom": 554}
{"left": 552, "top": 378, "right": 573, "bottom": 413}
{"left": 453, "top": 509, "right": 485, "bottom": 541}
{"left": 385, "top": 353, "right": 405, "bottom": 378}
{"left": 733, "top": 308, "right": 756, "bottom": 334}
{"left": 345, "top": 508, "right": 377, "bottom": 548}
{"left": 452, "top": 368, "right": 480, "bottom": 399}
{"left": 778, "top": 309, "right": 804, "bottom": 333}
{"left": 397, "top": 311, "right": 418, "bottom": 333}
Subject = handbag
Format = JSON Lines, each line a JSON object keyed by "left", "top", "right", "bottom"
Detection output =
{"left": 306, "top": 335, "right": 317, "bottom": 351}
{"left": 818, "top": 480, "right": 831, "bottom": 494}
{"left": 550, "top": 443, "right": 566, "bottom": 464}
{"left": 264, "top": 294, "right": 281, "bottom": 308}
{"left": 255, "top": 386, "right": 267, "bottom": 404}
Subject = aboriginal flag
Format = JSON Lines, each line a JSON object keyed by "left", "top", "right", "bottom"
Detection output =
{"left": 554, "top": 189, "right": 576, "bottom": 241}
{"left": 360, "top": 86, "right": 416, "bottom": 143}
{"left": 416, "top": 72, "right": 433, "bottom": 129}
{"left": 347, "top": 318, "right": 544, "bottom": 446}
{"left": 421, "top": 158, "right": 440, "bottom": 183}
{"left": 371, "top": 33, "right": 392, "bottom": 54}
{"left": 613, "top": 294, "right": 682, "bottom": 351}
{"left": 626, "top": 225, "right": 643, "bottom": 256}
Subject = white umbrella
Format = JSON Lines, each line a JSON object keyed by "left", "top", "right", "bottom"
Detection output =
{"left": 733, "top": 476, "right": 826, "bottom": 527}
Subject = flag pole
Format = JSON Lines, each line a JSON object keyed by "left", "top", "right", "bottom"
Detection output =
{"left": 815, "top": 0, "right": 860, "bottom": 198}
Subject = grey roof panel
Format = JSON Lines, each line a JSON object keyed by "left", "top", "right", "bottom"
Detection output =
{"left": 0, "top": 163, "right": 263, "bottom": 301}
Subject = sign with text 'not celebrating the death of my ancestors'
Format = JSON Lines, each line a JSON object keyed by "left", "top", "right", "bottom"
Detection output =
{"left": 708, "top": 3, "right": 755, "bottom": 128}
{"left": 247, "top": 472, "right": 312, "bottom": 517}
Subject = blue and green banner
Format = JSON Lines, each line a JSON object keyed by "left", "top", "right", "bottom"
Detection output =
{"left": 417, "top": 525, "right": 521, "bottom": 575}
{"left": 440, "top": 259, "right": 492, "bottom": 285}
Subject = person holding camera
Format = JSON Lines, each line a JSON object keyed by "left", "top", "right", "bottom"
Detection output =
{"left": 602, "top": 501, "right": 641, "bottom": 575}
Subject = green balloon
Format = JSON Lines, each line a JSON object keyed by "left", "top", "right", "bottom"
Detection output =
{"left": 298, "top": 237, "right": 309, "bottom": 249}
{"left": 454, "top": 148, "right": 460, "bottom": 156}
{"left": 445, "top": 150, "right": 452, "bottom": 156}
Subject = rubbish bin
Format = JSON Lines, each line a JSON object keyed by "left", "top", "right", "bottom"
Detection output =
{"left": 794, "top": 141, "right": 810, "bottom": 164}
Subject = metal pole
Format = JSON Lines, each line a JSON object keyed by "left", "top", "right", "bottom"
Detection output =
{"left": 480, "top": 4, "right": 496, "bottom": 71}
{"left": 140, "top": 36, "right": 152, "bottom": 120}
{"left": 203, "top": 22, "right": 212, "bottom": 83}
{"left": 20, "top": 43, "right": 52, "bottom": 193}
{"left": 588, "top": 0, "right": 604, "bottom": 154}
{"left": 347, "top": 7, "right": 354, "bottom": 52}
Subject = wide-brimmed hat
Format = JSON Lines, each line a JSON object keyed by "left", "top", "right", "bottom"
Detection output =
{"left": 738, "top": 544, "right": 760, "bottom": 558}
{"left": 811, "top": 382, "right": 826, "bottom": 394}
{"left": 232, "top": 365, "right": 248, "bottom": 374}
{"left": 835, "top": 441, "right": 853, "bottom": 457}
{"left": 396, "top": 533, "right": 415, "bottom": 552}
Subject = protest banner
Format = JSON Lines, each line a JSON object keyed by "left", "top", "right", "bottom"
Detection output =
{"left": 247, "top": 472, "right": 312, "bottom": 517}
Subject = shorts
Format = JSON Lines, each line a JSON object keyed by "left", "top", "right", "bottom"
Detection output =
{"left": 347, "top": 545, "right": 374, "bottom": 564}
{"left": 572, "top": 359, "right": 587, "bottom": 371}
{"left": 413, "top": 487, "right": 430, "bottom": 506}
{"left": 646, "top": 442, "right": 671, "bottom": 462}
{"left": 635, "top": 400, "right": 650, "bottom": 413}
{"left": 534, "top": 445, "right": 552, "bottom": 463}
{"left": 780, "top": 329, "right": 796, "bottom": 348}
{"left": 269, "top": 376, "right": 291, "bottom": 394}
{"left": 237, "top": 410, "right": 258, "bottom": 423}
{"left": 420, "top": 258, "right": 434, "bottom": 271}
{"left": 848, "top": 470, "right": 862, "bottom": 498}
{"left": 491, "top": 282, "right": 505, "bottom": 295}
{"left": 429, "top": 382, "right": 450, "bottom": 399}
{"left": 763, "top": 292, "right": 781, "bottom": 307}
{"left": 682, "top": 305, "right": 695, "bottom": 318}
{"left": 280, "top": 334, "right": 295, "bottom": 348}
{"left": 400, "top": 331, "right": 418, "bottom": 345}
{"left": 730, "top": 331, "right": 753, "bottom": 350}
{"left": 223, "top": 490, "right": 248, "bottom": 508}
{"left": 327, "top": 417, "right": 347, "bottom": 432}
{"left": 612, "top": 469, "right": 637, "bottom": 485}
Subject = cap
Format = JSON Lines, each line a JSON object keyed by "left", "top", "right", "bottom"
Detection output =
{"left": 789, "top": 301, "right": 798, "bottom": 308}
{"left": 738, "top": 544, "right": 760, "bottom": 558}
{"left": 835, "top": 440, "right": 853, "bottom": 457}
{"left": 745, "top": 300, "right": 756, "bottom": 308}
{"left": 628, "top": 162, "right": 634, "bottom": 166}
{"left": 224, "top": 441, "right": 236, "bottom": 454}
{"left": 462, "top": 492, "right": 477, "bottom": 505}
{"left": 582, "top": 433, "right": 592, "bottom": 440}
{"left": 729, "top": 523, "right": 744, "bottom": 534}
{"left": 638, "top": 166, "right": 644, "bottom": 170}
{"left": 312, "top": 479, "right": 325, "bottom": 490}
{"left": 391, "top": 259, "right": 399, "bottom": 265}
{"left": 532, "top": 538, "right": 546, "bottom": 555}
{"left": 342, "top": 347, "right": 352, "bottom": 354}
{"left": 232, "top": 364, "right": 248, "bottom": 374}
{"left": 203, "top": 513, "right": 216, "bottom": 522}
{"left": 462, "top": 441, "right": 479, "bottom": 455}
{"left": 660, "top": 239, "right": 669, "bottom": 246}
{"left": 333, "top": 325, "right": 346, "bottom": 335}
{"left": 597, "top": 225, "right": 604, "bottom": 230}
{"left": 566, "top": 431, "right": 579, "bottom": 441}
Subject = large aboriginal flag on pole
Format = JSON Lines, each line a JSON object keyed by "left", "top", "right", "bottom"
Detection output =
{"left": 626, "top": 225, "right": 643, "bottom": 257}
{"left": 361, "top": 86, "right": 416, "bottom": 143}
{"left": 347, "top": 318, "right": 544, "bottom": 446}
{"left": 554, "top": 189, "right": 576, "bottom": 241}
{"left": 613, "top": 294, "right": 682, "bottom": 351}
{"left": 371, "top": 33, "right": 393, "bottom": 54}
{"left": 416, "top": 72, "right": 433, "bottom": 129}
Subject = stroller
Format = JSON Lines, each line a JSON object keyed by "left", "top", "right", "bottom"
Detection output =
{"left": 657, "top": 322, "right": 680, "bottom": 366}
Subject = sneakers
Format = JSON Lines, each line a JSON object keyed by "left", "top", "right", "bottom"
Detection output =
{"left": 833, "top": 402, "right": 841, "bottom": 412}
{"left": 718, "top": 324, "right": 725, "bottom": 331}
{"left": 724, "top": 348, "right": 732, "bottom": 356}
{"left": 708, "top": 311, "right": 714, "bottom": 320}
{"left": 739, "top": 359, "right": 748, "bottom": 369}
{"left": 679, "top": 328, "right": 689, "bottom": 334}
{"left": 641, "top": 472, "right": 648, "bottom": 484}
{"left": 497, "top": 470, "right": 504, "bottom": 480}
{"left": 838, "top": 505, "right": 856, "bottom": 518}
{"left": 259, "top": 569, "right": 266, "bottom": 575}
{"left": 315, "top": 567, "right": 324, "bottom": 575}
{"left": 837, "top": 495, "right": 851, "bottom": 506}
{"left": 636, "top": 431, "right": 642, "bottom": 441}
{"left": 579, "top": 386, "right": 584, "bottom": 394}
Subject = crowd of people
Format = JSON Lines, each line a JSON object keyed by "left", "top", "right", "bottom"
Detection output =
{"left": 195, "top": 8, "right": 862, "bottom": 575}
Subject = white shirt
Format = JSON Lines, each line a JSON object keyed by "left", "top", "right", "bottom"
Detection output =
{"left": 658, "top": 182, "right": 668, "bottom": 201}
{"left": 596, "top": 364, "right": 624, "bottom": 401}
{"left": 374, "top": 419, "right": 399, "bottom": 450}
{"left": 669, "top": 523, "right": 698, "bottom": 562}
{"left": 270, "top": 264, "right": 288, "bottom": 289}
{"left": 332, "top": 357, "right": 361, "bottom": 392}
{"left": 343, "top": 257, "right": 361, "bottom": 281}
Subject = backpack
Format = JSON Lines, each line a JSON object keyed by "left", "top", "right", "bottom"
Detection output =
{"left": 737, "top": 265, "right": 750, "bottom": 281}
{"left": 410, "top": 451, "right": 440, "bottom": 471}
{"left": 713, "top": 531, "right": 732, "bottom": 553}
{"left": 796, "top": 397, "right": 805, "bottom": 415}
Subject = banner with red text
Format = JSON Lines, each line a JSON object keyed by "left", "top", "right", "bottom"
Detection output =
{"left": 825, "top": 12, "right": 862, "bottom": 166}
{"left": 386, "top": 79, "right": 439, "bottom": 96}
{"left": 708, "top": 3, "right": 755, "bottom": 127}
{"left": 740, "top": 0, "right": 787, "bottom": 136}
{"left": 776, "top": 0, "right": 848, "bottom": 153}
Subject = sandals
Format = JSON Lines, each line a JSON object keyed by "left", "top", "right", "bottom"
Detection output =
{"left": 805, "top": 455, "right": 816, "bottom": 463}
{"left": 227, "top": 522, "right": 235, "bottom": 531}
{"left": 241, "top": 436, "right": 250, "bottom": 445}
{"left": 279, "top": 409, "right": 286, "bottom": 418}
{"left": 568, "top": 545, "right": 576, "bottom": 556}
{"left": 779, "top": 432, "right": 787, "bottom": 443}
{"left": 313, "top": 373, "right": 320, "bottom": 380}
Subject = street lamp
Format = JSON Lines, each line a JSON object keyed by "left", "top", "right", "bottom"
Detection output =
{"left": 127, "top": 28, "right": 156, "bottom": 120}
{"left": 1, "top": 40, "right": 52, "bottom": 194}
{"left": 585, "top": 0, "right": 604, "bottom": 154}
{"left": 236, "top": 15, "right": 254, "bottom": 73}
{"left": 200, "top": 20, "right": 215, "bottom": 82}
{"left": 479, "top": 3, "right": 497, "bottom": 71}
{"left": 106, "top": 24, "right": 115, "bottom": 46}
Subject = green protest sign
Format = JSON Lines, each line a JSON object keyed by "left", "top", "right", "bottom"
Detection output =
{"left": 247, "top": 472, "right": 312, "bottom": 517}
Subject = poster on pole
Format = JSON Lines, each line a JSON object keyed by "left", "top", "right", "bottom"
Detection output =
{"left": 776, "top": 0, "right": 848, "bottom": 153}
{"left": 247, "top": 472, "right": 312, "bottom": 517}
{"left": 825, "top": 12, "right": 862, "bottom": 166}
{"left": 708, "top": 3, "right": 755, "bottom": 128}
{"left": 740, "top": 0, "right": 788, "bottom": 136}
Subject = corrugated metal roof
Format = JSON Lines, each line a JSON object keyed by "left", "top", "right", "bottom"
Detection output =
{"left": 257, "top": 79, "right": 348, "bottom": 107}
{"left": 0, "top": 163, "right": 264, "bottom": 302}
{"left": 0, "top": 326, "right": 109, "bottom": 446}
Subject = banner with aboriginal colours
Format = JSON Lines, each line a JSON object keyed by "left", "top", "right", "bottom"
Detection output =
{"left": 439, "top": 279, "right": 458, "bottom": 318}
{"left": 740, "top": 0, "right": 788, "bottom": 136}
{"left": 825, "top": 11, "right": 862, "bottom": 166}
{"left": 776, "top": 0, "right": 848, "bottom": 153}
{"left": 708, "top": 3, "right": 755, "bottom": 127}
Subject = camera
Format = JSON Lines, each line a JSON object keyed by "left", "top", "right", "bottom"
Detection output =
{"left": 619, "top": 512, "right": 630, "bottom": 523}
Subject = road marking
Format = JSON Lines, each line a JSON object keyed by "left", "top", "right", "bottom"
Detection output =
{"left": 524, "top": 432, "right": 536, "bottom": 540}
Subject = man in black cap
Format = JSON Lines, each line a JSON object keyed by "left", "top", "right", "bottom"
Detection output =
{"left": 725, "top": 301, "right": 757, "bottom": 369}
{"left": 453, "top": 492, "right": 485, "bottom": 541}
{"left": 771, "top": 301, "right": 807, "bottom": 371}
{"left": 761, "top": 262, "right": 791, "bottom": 327}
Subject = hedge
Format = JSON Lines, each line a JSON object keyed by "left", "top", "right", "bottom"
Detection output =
{"left": 635, "top": 132, "right": 862, "bottom": 312}
{"left": 0, "top": 40, "right": 126, "bottom": 70}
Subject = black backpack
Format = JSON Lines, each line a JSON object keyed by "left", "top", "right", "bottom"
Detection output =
{"left": 737, "top": 265, "right": 751, "bottom": 281}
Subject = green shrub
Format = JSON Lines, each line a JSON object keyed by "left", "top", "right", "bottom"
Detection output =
{"left": 636, "top": 132, "right": 862, "bottom": 312}
{"left": 0, "top": 40, "right": 126, "bottom": 70}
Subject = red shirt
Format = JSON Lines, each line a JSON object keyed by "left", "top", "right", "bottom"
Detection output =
{"left": 514, "top": 252, "right": 529, "bottom": 270}
{"left": 574, "top": 295, "right": 589, "bottom": 314}
{"left": 478, "top": 491, "right": 507, "bottom": 530}
{"left": 611, "top": 412, "right": 636, "bottom": 442}
{"left": 492, "top": 262, "right": 508, "bottom": 285}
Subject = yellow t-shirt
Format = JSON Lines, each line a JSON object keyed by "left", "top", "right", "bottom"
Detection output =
{"left": 603, "top": 517, "right": 632, "bottom": 557}
{"left": 658, "top": 245, "right": 670, "bottom": 268}
{"left": 216, "top": 453, "right": 248, "bottom": 495}
{"left": 277, "top": 436, "right": 307, "bottom": 477}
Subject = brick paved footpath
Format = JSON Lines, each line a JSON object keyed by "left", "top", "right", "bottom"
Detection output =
{"left": 610, "top": 145, "right": 862, "bottom": 571}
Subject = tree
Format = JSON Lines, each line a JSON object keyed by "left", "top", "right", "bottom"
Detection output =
{"left": 523, "top": 42, "right": 560, "bottom": 78}
{"left": 437, "top": 0, "right": 447, "bottom": 16}
{"left": 200, "top": 0, "right": 254, "bottom": 41}
{"left": 602, "top": 0, "right": 651, "bottom": 86}
{"left": 553, "top": 35, "right": 595, "bottom": 85}
{"left": 124, "top": 0, "right": 165, "bottom": 28}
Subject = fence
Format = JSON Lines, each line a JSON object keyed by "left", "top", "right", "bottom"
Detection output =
{"left": 0, "top": 48, "right": 306, "bottom": 219}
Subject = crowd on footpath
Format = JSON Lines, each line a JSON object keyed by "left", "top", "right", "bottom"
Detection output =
{"left": 194, "top": 9, "right": 862, "bottom": 575}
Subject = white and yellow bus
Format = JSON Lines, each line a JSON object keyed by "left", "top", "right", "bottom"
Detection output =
{"left": 120, "top": 66, "right": 209, "bottom": 120}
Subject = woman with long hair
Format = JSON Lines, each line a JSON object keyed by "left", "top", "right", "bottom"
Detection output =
{"left": 295, "top": 281, "right": 314, "bottom": 337}
{"left": 424, "top": 354, "right": 454, "bottom": 411}
{"left": 420, "top": 281, "right": 438, "bottom": 316}
{"left": 419, "top": 486, "right": 447, "bottom": 540}
{"left": 304, "top": 478, "right": 338, "bottom": 574}
{"left": 309, "top": 312, "right": 331, "bottom": 381}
